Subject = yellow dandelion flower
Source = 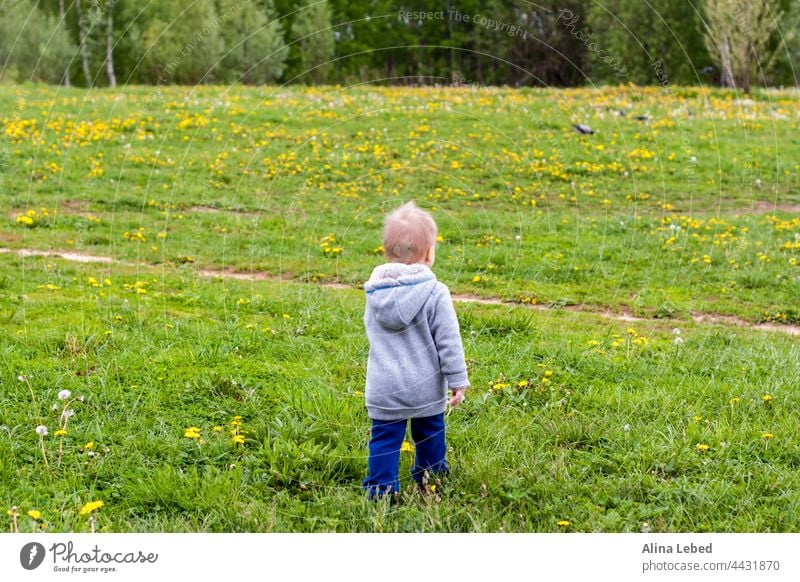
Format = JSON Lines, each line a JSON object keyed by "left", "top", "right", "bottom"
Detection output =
{"left": 54, "top": 429, "right": 67, "bottom": 437}
{"left": 231, "top": 434, "right": 245, "bottom": 445}
{"left": 729, "top": 397, "right": 740, "bottom": 405}
{"left": 184, "top": 427, "right": 201, "bottom": 439}
{"left": 762, "top": 433, "right": 774, "bottom": 440}
{"left": 696, "top": 444, "right": 710, "bottom": 453}
{"left": 79, "top": 501, "right": 104, "bottom": 516}
{"left": 472, "top": 275, "right": 481, "bottom": 283}
{"left": 400, "top": 441, "right": 415, "bottom": 453}
{"left": 557, "top": 520, "right": 570, "bottom": 527}
{"left": 762, "top": 394, "right": 773, "bottom": 403}
{"left": 213, "top": 425, "right": 223, "bottom": 433}
{"left": 27, "top": 510, "right": 42, "bottom": 520}
{"left": 83, "top": 441, "right": 94, "bottom": 450}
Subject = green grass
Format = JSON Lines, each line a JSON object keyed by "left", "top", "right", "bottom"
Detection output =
{"left": 1, "top": 254, "right": 799, "bottom": 532}
{"left": 2, "top": 84, "right": 799, "bottom": 322}
{"left": 1, "top": 83, "right": 800, "bottom": 532}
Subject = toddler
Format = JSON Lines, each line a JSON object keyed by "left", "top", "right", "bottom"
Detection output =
{"left": 362, "top": 201, "right": 469, "bottom": 496}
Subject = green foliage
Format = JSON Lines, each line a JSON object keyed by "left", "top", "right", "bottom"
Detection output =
{"left": 586, "top": 0, "right": 710, "bottom": 85}
{"left": 0, "top": 0, "right": 75, "bottom": 83}
{"left": 701, "top": 0, "right": 783, "bottom": 92}
{"left": 216, "top": 0, "right": 288, "bottom": 84}
{"left": 2, "top": 1, "right": 797, "bottom": 87}
{"left": 139, "top": 0, "right": 223, "bottom": 84}
{"left": 288, "top": 0, "right": 335, "bottom": 83}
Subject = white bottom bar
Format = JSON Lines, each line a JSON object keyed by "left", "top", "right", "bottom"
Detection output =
{"left": 3, "top": 533, "right": 798, "bottom": 581}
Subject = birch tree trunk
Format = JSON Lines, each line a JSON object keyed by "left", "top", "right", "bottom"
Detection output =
{"left": 75, "top": 0, "right": 92, "bottom": 87}
{"left": 106, "top": 3, "right": 116, "bottom": 87}
{"left": 703, "top": 0, "right": 781, "bottom": 94}
{"left": 58, "top": 0, "right": 71, "bottom": 86}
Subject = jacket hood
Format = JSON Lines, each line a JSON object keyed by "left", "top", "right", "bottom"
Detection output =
{"left": 365, "top": 263, "right": 437, "bottom": 330}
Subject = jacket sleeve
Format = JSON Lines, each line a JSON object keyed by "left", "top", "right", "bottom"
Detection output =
{"left": 429, "top": 285, "right": 470, "bottom": 389}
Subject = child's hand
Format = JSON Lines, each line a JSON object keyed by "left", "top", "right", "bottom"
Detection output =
{"left": 449, "top": 388, "right": 466, "bottom": 407}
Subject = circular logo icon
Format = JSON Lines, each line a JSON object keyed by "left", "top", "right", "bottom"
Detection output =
{"left": 20, "top": 542, "right": 46, "bottom": 570}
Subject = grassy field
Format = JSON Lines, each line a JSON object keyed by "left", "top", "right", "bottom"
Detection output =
{"left": 1, "top": 83, "right": 800, "bottom": 532}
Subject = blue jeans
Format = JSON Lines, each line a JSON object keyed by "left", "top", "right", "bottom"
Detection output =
{"left": 363, "top": 413, "right": 449, "bottom": 496}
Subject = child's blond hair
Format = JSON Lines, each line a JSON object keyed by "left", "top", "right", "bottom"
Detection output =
{"left": 383, "top": 201, "right": 437, "bottom": 264}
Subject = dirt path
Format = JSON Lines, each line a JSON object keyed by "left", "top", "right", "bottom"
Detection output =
{"left": 3, "top": 246, "right": 799, "bottom": 336}
{"left": 0, "top": 247, "right": 114, "bottom": 263}
{"left": 752, "top": 201, "right": 800, "bottom": 213}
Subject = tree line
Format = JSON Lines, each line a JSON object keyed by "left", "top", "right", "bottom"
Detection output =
{"left": 1, "top": 0, "right": 797, "bottom": 91}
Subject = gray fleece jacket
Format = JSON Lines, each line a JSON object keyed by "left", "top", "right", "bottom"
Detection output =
{"left": 364, "top": 262, "right": 470, "bottom": 421}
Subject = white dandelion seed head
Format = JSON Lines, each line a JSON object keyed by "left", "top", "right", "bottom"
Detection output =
{"left": 17, "top": 375, "right": 26, "bottom": 382}
{"left": 515, "top": 235, "right": 522, "bottom": 241}
{"left": 61, "top": 409, "right": 75, "bottom": 420}
{"left": 51, "top": 403, "right": 59, "bottom": 412}
{"left": 674, "top": 337, "right": 684, "bottom": 346}
{"left": 35, "top": 425, "right": 48, "bottom": 436}
{"left": 58, "top": 390, "right": 71, "bottom": 401}
{"left": 623, "top": 424, "right": 631, "bottom": 432}
{"left": 672, "top": 328, "right": 681, "bottom": 335}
